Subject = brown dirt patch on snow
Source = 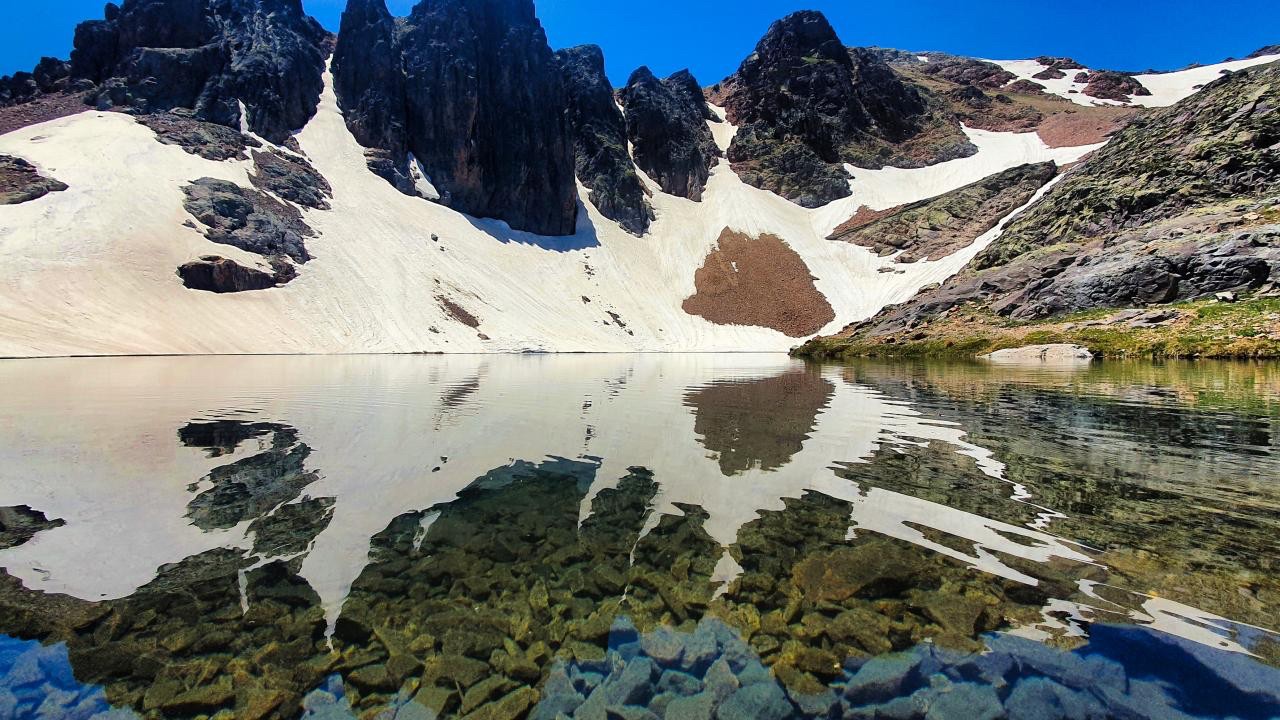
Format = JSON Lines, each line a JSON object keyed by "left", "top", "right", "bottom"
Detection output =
{"left": 438, "top": 297, "right": 480, "bottom": 329}
{"left": 1036, "top": 107, "right": 1137, "bottom": 148}
{"left": 683, "top": 228, "right": 835, "bottom": 338}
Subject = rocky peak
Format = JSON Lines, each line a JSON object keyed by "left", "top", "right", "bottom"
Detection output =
{"left": 719, "top": 10, "right": 975, "bottom": 208}
{"left": 618, "top": 66, "right": 721, "bottom": 202}
{"left": 555, "top": 45, "right": 653, "bottom": 236}
{"left": 66, "top": 0, "right": 330, "bottom": 144}
{"left": 331, "top": 0, "right": 578, "bottom": 235}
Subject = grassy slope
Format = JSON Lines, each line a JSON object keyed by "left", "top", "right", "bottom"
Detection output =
{"left": 796, "top": 296, "right": 1280, "bottom": 360}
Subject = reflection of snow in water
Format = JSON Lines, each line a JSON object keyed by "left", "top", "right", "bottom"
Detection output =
{"left": 0, "top": 354, "right": 1269, "bottom": 656}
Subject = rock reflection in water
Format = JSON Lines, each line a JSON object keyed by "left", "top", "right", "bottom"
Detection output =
{"left": 0, "top": 355, "right": 1277, "bottom": 718}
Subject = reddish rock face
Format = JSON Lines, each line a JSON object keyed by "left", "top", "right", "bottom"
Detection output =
{"left": 683, "top": 228, "right": 835, "bottom": 338}
{"left": 1082, "top": 72, "right": 1153, "bottom": 102}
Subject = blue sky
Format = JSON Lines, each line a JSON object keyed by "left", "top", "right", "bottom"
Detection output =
{"left": 3, "top": 0, "right": 1277, "bottom": 86}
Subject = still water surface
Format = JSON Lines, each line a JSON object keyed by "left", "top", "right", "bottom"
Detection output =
{"left": 0, "top": 354, "right": 1277, "bottom": 719}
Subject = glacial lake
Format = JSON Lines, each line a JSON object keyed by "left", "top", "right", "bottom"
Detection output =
{"left": 0, "top": 354, "right": 1277, "bottom": 720}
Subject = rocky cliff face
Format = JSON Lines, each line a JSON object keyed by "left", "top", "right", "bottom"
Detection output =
{"left": 331, "top": 0, "right": 578, "bottom": 236}
{"left": 618, "top": 66, "right": 720, "bottom": 202}
{"left": 68, "top": 0, "right": 331, "bottom": 144}
{"left": 718, "top": 11, "right": 976, "bottom": 208}
{"left": 556, "top": 45, "right": 653, "bottom": 236}
{"left": 804, "top": 60, "right": 1280, "bottom": 348}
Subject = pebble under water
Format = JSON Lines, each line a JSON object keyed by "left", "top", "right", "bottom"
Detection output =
{"left": 0, "top": 354, "right": 1277, "bottom": 719}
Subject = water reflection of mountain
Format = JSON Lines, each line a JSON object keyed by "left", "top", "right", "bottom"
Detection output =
{"left": 0, "top": 355, "right": 1278, "bottom": 717}
{"left": 684, "top": 368, "right": 834, "bottom": 475}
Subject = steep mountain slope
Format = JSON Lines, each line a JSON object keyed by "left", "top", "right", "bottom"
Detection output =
{"left": 797, "top": 59, "right": 1280, "bottom": 359}
{"left": 0, "top": 0, "right": 1267, "bottom": 357}
{"left": 713, "top": 12, "right": 976, "bottom": 208}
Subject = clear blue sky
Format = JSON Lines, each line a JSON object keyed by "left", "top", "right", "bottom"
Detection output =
{"left": 3, "top": 0, "right": 1277, "bottom": 86}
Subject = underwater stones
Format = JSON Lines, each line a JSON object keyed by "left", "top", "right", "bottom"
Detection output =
{"left": 716, "top": 683, "right": 793, "bottom": 720}
{"left": 665, "top": 692, "right": 715, "bottom": 720}
{"left": 1004, "top": 676, "right": 1107, "bottom": 720}
{"left": 639, "top": 627, "right": 685, "bottom": 667}
{"left": 924, "top": 682, "right": 1003, "bottom": 719}
{"left": 842, "top": 653, "right": 923, "bottom": 705}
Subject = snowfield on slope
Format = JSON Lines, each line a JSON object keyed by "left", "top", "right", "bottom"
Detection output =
{"left": 0, "top": 60, "right": 1179, "bottom": 357}
{"left": 991, "top": 53, "right": 1280, "bottom": 107}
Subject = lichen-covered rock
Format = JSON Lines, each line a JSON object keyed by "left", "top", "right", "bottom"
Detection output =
{"left": 911, "top": 54, "right": 1017, "bottom": 89}
{"left": 718, "top": 11, "right": 975, "bottom": 208}
{"left": 177, "top": 255, "right": 295, "bottom": 294}
{"left": 182, "top": 178, "right": 314, "bottom": 263}
{"left": 619, "top": 66, "right": 720, "bottom": 202}
{"left": 556, "top": 45, "right": 653, "bottom": 235}
{"left": 0, "top": 155, "right": 67, "bottom": 204}
{"left": 830, "top": 162, "right": 1057, "bottom": 263}
{"left": 982, "top": 62, "right": 1279, "bottom": 270}
{"left": 69, "top": 0, "right": 331, "bottom": 144}
{"left": 250, "top": 149, "right": 332, "bottom": 210}
{"left": 1082, "top": 71, "right": 1153, "bottom": 102}
{"left": 136, "top": 111, "right": 260, "bottom": 161}
{"left": 0, "top": 506, "right": 66, "bottom": 550}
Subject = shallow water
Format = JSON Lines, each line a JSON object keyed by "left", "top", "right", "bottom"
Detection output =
{"left": 0, "top": 354, "right": 1277, "bottom": 719}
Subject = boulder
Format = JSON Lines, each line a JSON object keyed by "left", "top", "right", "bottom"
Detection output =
{"left": 177, "top": 256, "right": 293, "bottom": 294}
{"left": 979, "top": 345, "right": 1095, "bottom": 364}
{"left": 0, "top": 155, "right": 68, "bottom": 205}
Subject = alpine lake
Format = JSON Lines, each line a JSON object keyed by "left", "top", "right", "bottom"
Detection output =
{"left": 0, "top": 354, "right": 1277, "bottom": 720}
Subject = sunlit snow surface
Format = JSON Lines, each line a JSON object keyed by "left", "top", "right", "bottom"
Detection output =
{"left": 0, "top": 64, "right": 1103, "bottom": 357}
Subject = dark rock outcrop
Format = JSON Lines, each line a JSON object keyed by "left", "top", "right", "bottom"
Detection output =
{"left": 178, "top": 255, "right": 295, "bottom": 293}
{"left": 1005, "top": 79, "right": 1047, "bottom": 94}
{"left": 0, "top": 57, "right": 77, "bottom": 107}
{"left": 0, "top": 155, "right": 68, "bottom": 204}
{"left": 830, "top": 162, "right": 1057, "bottom": 263}
{"left": 1082, "top": 71, "right": 1152, "bottom": 102}
{"left": 69, "top": 0, "right": 331, "bottom": 144}
{"left": 911, "top": 54, "right": 1017, "bottom": 89}
{"left": 332, "top": 0, "right": 578, "bottom": 236}
{"left": 1249, "top": 45, "right": 1280, "bottom": 59}
{"left": 137, "top": 110, "right": 260, "bottom": 160}
{"left": 556, "top": 45, "right": 653, "bottom": 235}
{"left": 250, "top": 149, "right": 332, "bottom": 210}
{"left": 718, "top": 11, "right": 975, "bottom": 208}
{"left": 1034, "top": 57, "right": 1085, "bottom": 71}
{"left": 0, "top": 506, "right": 65, "bottom": 550}
{"left": 331, "top": 0, "right": 413, "bottom": 193}
{"left": 182, "top": 178, "right": 313, "bottom": 264}
{"left": 618, "top": 66, "right": 720, "bottom": 202}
